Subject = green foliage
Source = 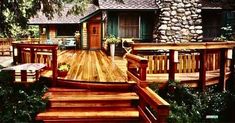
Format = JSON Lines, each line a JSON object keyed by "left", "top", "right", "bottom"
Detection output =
{"left": 214, "top": 24, "right": 234, "bottom": 41}
{"left": 150, "top": 82, "right": 235, "bottom": 123}
{"left": 58, "top": 62, "right": 71, "bottom": 71}
{"left": 0, "top": 71, "right": 48, "bottom": 123}
{"left": 0, "top": 0, "right": 90, "bottom": 37}
{"left": 105, "top": 34, "right": 121, "bottom": 44}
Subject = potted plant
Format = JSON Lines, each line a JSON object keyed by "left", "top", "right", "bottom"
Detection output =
{"left": 57, "top": 62, "right": 70, "bottom": 77}
{"left": 105, "top": 34, "right": 121, "bottom": 57}
{"left": 74, "top": 31, "right": 81, "bottom": 48}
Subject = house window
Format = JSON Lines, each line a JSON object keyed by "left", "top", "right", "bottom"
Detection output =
{"left": 57, "top": 25, "right": 78, "bottom": 36}
{"left": 202, "top": 10, "right": 223, "bottom": 40}
{"left": 119, "top": 14, "right": 139, "bottom": 38}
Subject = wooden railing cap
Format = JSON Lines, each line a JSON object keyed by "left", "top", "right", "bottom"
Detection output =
{"left": 132, "top": 41, "right": 235, "bottom": 50}
{"left": 126, "top": 54, "right": 148, "bottom": 64}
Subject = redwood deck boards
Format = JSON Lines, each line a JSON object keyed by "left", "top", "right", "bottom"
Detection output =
{"left": 42, "top": 50, "right": 127, "bottom": 83}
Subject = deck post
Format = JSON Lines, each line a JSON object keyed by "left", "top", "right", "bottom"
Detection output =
{"left": 17, "top": 46, "right": 22, "bottom": 64}
{"left": 12, "top": 44, "right": 17, "bottom": 65}
{"left": 139, "top": 61, "right": 147, "bottom": 81}
{"left": 219, "top": 48, "right": 227, "bottom": 91}
{"left": 199, "top": 49, "right": 207, "bottom": 92}
{"left": 169, "top": 50, "right": 176, "bottom": 82}
{"left": 232, "top": 48, "right": 235, "bottom": 90}
{"left": 52, "top": 48, "right": 58, "bottom": 87}
{"left": 30, "top": 48, "right": 35, "bottom": 63}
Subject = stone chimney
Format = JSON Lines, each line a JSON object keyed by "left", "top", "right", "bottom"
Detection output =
{"left": 155, "top": 0, "right": 203, "bottom": 43}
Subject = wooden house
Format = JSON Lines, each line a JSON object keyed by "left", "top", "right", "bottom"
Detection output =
{"left": 29, "top": 0, "right": 235, "bottom": 49}
{"left": 29, "top": 0, "right": 158, "bottom": 51}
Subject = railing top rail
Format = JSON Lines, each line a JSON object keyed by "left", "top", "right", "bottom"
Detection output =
{"left": 12, "top": 43, "right": 58, "bottom": 49}
{"left": 126, "top": 54, "right": 148, "bottom": 63}
{"left": 132, "top": 41, "right": 235, "bottom": 50}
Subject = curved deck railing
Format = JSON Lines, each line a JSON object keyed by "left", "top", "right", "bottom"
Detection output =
{"left": 128, "top": 42, "right": 235, "bottom": 91}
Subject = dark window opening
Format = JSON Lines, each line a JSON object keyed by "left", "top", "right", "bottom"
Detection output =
{"left": 202, "top": 10, "right": 235, "bottom": 41}
{"left": 57, "top": 25, "right": 78, "bottom": 36}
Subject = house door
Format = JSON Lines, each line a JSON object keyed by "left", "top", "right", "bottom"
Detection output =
{"left": 89, "top": 22, "right": 101, "bottom": 50}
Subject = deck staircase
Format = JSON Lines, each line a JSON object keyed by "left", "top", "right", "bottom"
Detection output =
{"left": 36, "top": 88, "right": 140, "bottom": 123}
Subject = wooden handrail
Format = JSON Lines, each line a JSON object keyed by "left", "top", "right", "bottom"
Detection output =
{"left": 136, "top": 86, "right": 170, "bottom": 123}
{"left": 125, "top": 54, "right": 170, "bottom": 122}
{"left": 126, "top": 54, "right": 148, "bottom": 87}
{"left": 132, "top": 41, "right": 235, "bottom": 51}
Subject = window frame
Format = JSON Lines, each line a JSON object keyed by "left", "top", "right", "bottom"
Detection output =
{"left": 118, "top": 13, "right": 141, "bottom": 39}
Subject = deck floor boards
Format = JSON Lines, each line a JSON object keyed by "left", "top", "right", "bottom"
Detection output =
{"left": 42, "top": 50, "right": 127, "bottom": 83}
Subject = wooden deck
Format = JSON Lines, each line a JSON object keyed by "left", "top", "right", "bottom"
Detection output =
{"left": 40, "top": 50, "right": 230, "bottom": 87}
{"left": 42, "top": 50, "right": 127, "bottom": 83}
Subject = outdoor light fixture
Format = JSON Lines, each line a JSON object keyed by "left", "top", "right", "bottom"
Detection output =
{"left": 174, "top": 51, "right": 179, "bottom": 63}
{"left": 14, "top": 48, "right": 17, "bottom": 56}
{"left": 227, "top": 49, "right": 233, "bottom": 59}
{"left": 83, "top": 23, "right": 87, "bottom": 29}
{"left": 42, "top": 27, "right": 46, "bottom": 34}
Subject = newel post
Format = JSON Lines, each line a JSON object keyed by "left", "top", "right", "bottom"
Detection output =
{"left": 219, "top": 48, "right": 227, "bottom": 91}
{"left": 17, "top": 46, "right": 22, "bottom": 64}
{"left": 139, "top": 59, "right": 148, "bottom": 81}
{"left": 232, "top": 48, "right": 235, "bottom": 90}
{"left": 199, "top": 49, "right": 207, "bottom": 92}
{"left": 52, "top": 48, "right": 58, "bottom": 87}
{"left": 157, "top": 106, "right": 170, "bottom": 123}
{"left": 169, "top": 50, "right": 177, "bottom": 82}
{"left": 12, "top": 44, "right": 17, "bottom": 65}
{"left": 30, "top": 48, "right": 35, "bottom": 63}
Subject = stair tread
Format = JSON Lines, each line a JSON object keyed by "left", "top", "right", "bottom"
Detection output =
{"left": 50, "top": 101, "right": 135, "bottom": 108}
{"left": 37, "top": 107, "right": 139, "bottom": 120}
{"left": 45, "top": 91, "right": 139, "bottom": 101}
{"left": 48, "top": 88, "right": 88, "bottom": 92}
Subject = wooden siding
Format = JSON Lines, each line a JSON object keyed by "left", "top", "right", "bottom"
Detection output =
{"left": 82, "top": 22, "right": 88, "bottom": 49}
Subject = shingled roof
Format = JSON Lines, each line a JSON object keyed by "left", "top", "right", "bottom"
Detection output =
{"left": 98, "top": 0, "right": 159, "bottom": 10}
{"left": 29, "top": 0, "right": 159, "bottom": 24}
{"left": 202, "top": 0, "right": 235, "bottom": 9}
{"left": 29, "top": 4, "right": 99, "bottom": 24}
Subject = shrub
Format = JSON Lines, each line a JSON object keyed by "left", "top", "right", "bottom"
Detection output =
{"left": 0, "top": 71, "right": 48, "bottom": 123}
{"left": 150, "top": 81, "right": 235, "bottom": 123}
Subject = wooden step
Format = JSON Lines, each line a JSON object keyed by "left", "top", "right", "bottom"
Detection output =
{"left": 36, "top": 107, "right": 139, "bottom": 122}
{"left": 45, "top": 88, "right": 137, "bottom": 101}
{"left": 47, "top": 89, "right": 139, "bottom": 108}
{"left": 37, "top": 88, "right": 140, "bottom": 122}
{"left": 49, "top": 100, "right": 137, "bottom": 108}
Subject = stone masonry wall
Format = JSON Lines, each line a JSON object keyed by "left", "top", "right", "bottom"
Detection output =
{"left": 155, "top": 0, "right": 203, "bottom": 43}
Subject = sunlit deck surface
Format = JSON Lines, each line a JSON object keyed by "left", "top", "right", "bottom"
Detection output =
{"left": 0, "top": 56, "right": 13, "bottom": 67}
{"left": 42, "top": 50, "right": 127, "bottom": 83}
